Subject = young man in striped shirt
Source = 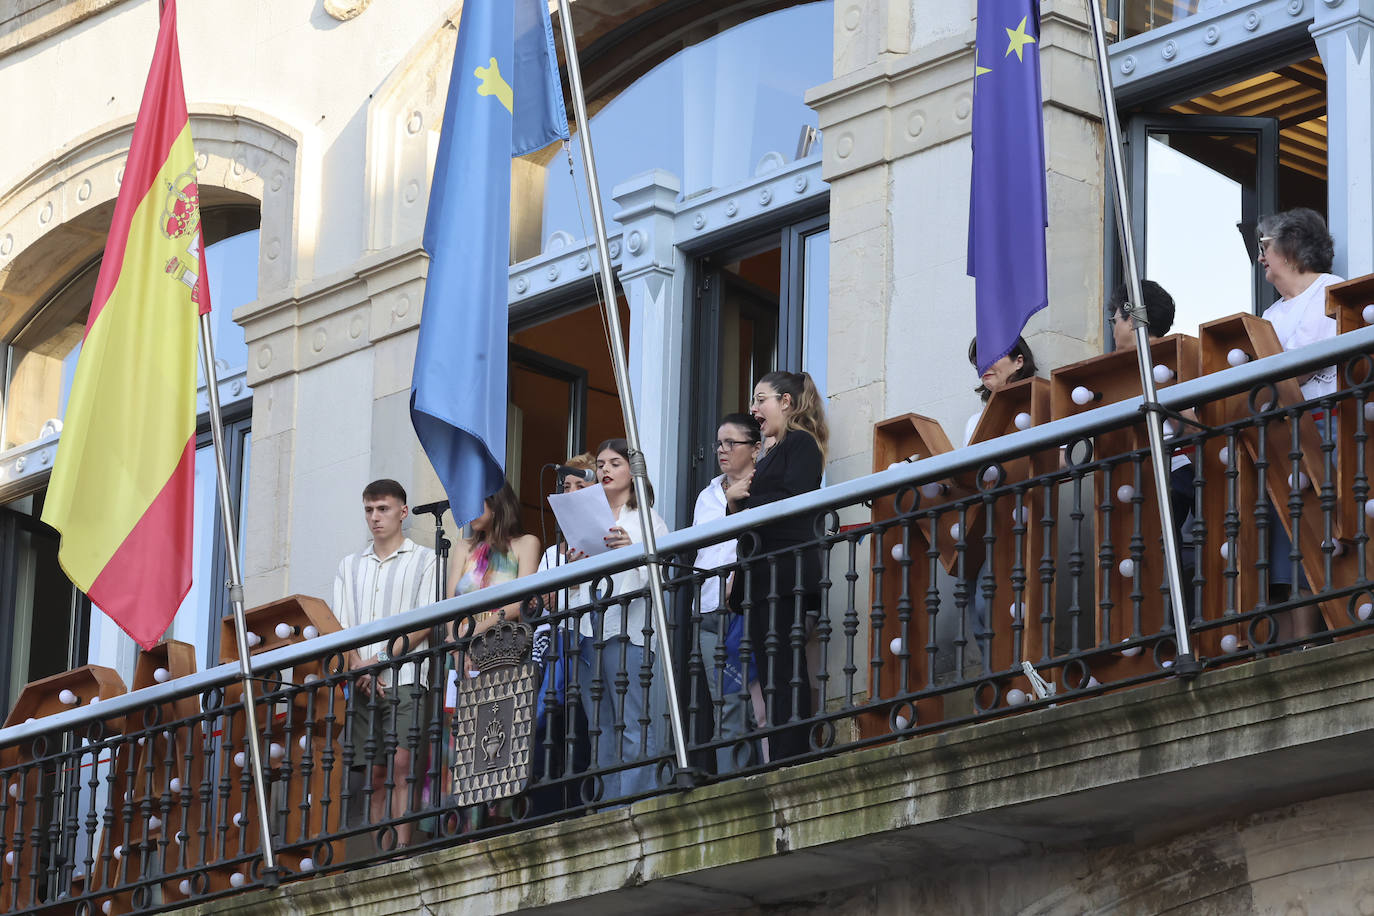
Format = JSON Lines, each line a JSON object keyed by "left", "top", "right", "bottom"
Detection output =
{"left": 333, "top": 478, "right": 437, "bottom": 847}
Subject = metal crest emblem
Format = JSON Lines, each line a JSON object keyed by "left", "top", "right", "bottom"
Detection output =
{"left": 451, "top": 616, "right": 536, "bottom": 806}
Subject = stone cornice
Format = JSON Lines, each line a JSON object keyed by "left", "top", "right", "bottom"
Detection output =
{"left": 183, "top": 638, "right": 1374, "bottom": 914}
{"left": 807, "top": 6, "right": 1100, "bottom": 183}
{"left": 0, "top": 0, "right": 134, "bottom": 59}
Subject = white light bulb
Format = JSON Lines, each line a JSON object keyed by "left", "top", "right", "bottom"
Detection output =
{"left": 1219, "top": 542, "right": 1231, "bottom": 561}
{"left": 888, "top": 637, "right": 905, "bottom": 656}
{"left": 1220, "top": 634, "right": 1239, "bottom": 653}
{"left": 153, "top": 667, "right": 170, "bottom": 684}
{"left": 1365, "top": 498, "right": 1374, "bottom": 519}
{"left": 232, "top": 812, "right": 244, "bottom": 827}
{"left": 893, "top": 715, "right": 910, "bottom": 730}
{"left": 949, "top": 522, "right": 961, "bottom": 540}
{"left": 275, "top": 623, "right": 293, "bottom": 640}
{"left": 1331, "top": 540, "right": 1347, "bottom": 559}
{"left": 4, "top": 851, "right": 14, "bottom": 866}
{"left": 269, "top": 743, "right": 284, "bottom": 761}
{"left": 1012, "top": 506, "right": 1028, "bottom": 525}
{"left": 303, "top": 673, "right": 320, "bottom": 684}
{"left": 137, "top": 737, "right": 146, "bottom": 747}
{"left": 229, "top": 872, "right": 246, "bottom": 888}
{"left": 1121, "top": 645, "right": 1142, "bottom": 657}
{"left": 982, "top": 466, "right": 999, "bottom": 484}
{"left": 7, "top": 785, "right": 16, "bottom": 799}
{"left": 102, "top": 903, "right": 112, "bottom": 916}
{"left": 23, "top": 717, "right": 34, "bottom": 724}
{"left": 919, "top": 481, "right": 944, "bottom": 499}
{"left": 1161, "top": 659, "right": 1174, "bottom": 668}
{"left": 1005, "top": 688, "right": 1028, "bottom": 706}
{"left": 1014, "top": 411, "right": 1032, "bottom": 430}
{"left": 1116, "top": 484, "right": 1135, "bottom": 503}
{"left": 1218, "top": 445, "right": 1230, "bottom": 466}
{"left": 1366, "top": 402, "right": 1374, "bottom": 422}
{"left": 233, "top": 751, "right": 246, "bottom": 768}
{"left": 890, "top": 544, "right": 908, "bottom": 563}
{"left": 299, "top": 857, "right": 315, "bottom": 871}
{"left": 302, "top": 625, "right": 319, "bottom": 640}
{"left": 1293, "top": 471, "right": 1310, "bottom": 491}
{"left": 1227, "top": 348, "right": 1250, "bottom": 367}
{"left": 169, "top": 777, "right": 182, "bottom": 794}
{"left": 1085, "top": 676, "right": 1101, "bottom": 688}
{"left": 58, "top": 689, "right": 77, "bottom": 705}
{"left": 87, "top": 696, "right": 99, "bottom": 705}
{"left": 1071, "top": 386, "right": 1095, "bottom": 406}
{"left": 1360, "top": 603, "right": 1374, "bottom": 621}
{"left": 887, "top": 461, "right": 903, "bottom": 472}
{"left": 174, "top": 831, "right": 186, "bottom": 845}
{"left": 246, "top": 632, "right": 261, "bottom": 648}
{"left": 1152, "top": 364, "right": 1174, "bottom": 385}
{"left": 179, "top": 880, "right": 193, "bottom": 896}
{"left": 1163, "top": 419, "right": 1179, "bottom": 440}
{"left": 1008, "top": 602, "right": 1024, "bottom": 620}
{"left": 147, "top": 815, "right": 161, "bottom": 832}
{"left": 112, "top": 845, "right": 122, "bottom": 860}
{"left": 1363, "top": 304, "right": 1374, "bottom": 324}
{"left": 299, "top": 735, "right": 310, "bottom": 751}
{"left": 1118, "top": 558, "right": 1136, "bottom": 578}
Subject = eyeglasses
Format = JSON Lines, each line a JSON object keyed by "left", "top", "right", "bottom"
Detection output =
{"left": 714, "top": 438, "right": 756, "bottom": 452}
{"left": 1258, "top": 236, "right": 1275, "bottom": 255}
{"left": 750, "top": 392, "right": 782, "bottom": 407}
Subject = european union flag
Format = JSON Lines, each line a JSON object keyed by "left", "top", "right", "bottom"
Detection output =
{"left": 412, "top": 0, "right": 569, "bottom": 526}
{"left": 967, "top": 0, "right": 1048, "bottom": 374}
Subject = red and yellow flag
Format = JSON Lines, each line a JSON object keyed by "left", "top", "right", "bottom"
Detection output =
{"left": 42, "top": 0, "right": 209, "bottom": 650}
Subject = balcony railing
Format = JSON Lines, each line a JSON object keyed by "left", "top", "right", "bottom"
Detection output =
{"left": 4, "top": 316, "right": 1374, "bottom": 915}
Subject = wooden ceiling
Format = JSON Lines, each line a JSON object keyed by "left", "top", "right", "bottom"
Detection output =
{"left": 1168, "top": 57, "right": 1328, "bottom": 179}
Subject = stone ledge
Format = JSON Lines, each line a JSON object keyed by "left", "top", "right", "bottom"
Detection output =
{"left": 180, "top": 638, "right": 1374, "bottom": 915}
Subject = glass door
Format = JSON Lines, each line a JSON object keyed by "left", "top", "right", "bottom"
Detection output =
{"left": 1121, "top": 114, "right": 1280, "bottom": 339}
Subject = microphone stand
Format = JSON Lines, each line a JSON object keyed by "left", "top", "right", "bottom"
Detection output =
{"left": 412, "top": 499, "right": 452, "bottom": 604}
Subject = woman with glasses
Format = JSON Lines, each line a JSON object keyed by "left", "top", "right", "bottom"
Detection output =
{"left": 692, "top": 413, "right": 763, "bottom": 772}
{"left": 726, "top": 370, "right": 829, "bottom": 761}
{"left": 1256, "top": 208, "right": 1342, "bottom": 644}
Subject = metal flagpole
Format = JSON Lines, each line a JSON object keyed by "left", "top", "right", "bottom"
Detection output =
{"left": 1085, "top": 1, "right": 1198, "bottom": 674}
{"left": 197, "top": 316, "right": 281, "bottom": 880}
{"left": 553, "top": 0, "right": 695, "bottom": 780}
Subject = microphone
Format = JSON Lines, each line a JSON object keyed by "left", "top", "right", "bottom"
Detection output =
{"left": 555, "top": 465, "right": 596, "bottom": 492}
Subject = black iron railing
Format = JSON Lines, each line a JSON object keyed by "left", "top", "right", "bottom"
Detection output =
{"left": 3, "top": 325, "right": 1374, "bottom": 914}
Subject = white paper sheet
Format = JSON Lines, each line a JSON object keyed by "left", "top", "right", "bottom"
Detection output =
{"left": 547, "top": 483, "right": 618, "bottom": 557}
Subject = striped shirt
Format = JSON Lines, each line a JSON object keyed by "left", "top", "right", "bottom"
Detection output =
{"left": 333, "top": 537, "right": 437, "bottom": 687}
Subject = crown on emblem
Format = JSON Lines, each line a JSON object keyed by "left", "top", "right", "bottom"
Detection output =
{"left": 467, "top": 616, "right": 533, "bottom": 672}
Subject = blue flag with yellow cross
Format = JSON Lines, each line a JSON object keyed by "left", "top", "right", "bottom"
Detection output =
{"left": 412, "top": 0, "right": 569, "bottom": 526}
{"left": 967, "top": 0, "right": 1049, "bottom": 375}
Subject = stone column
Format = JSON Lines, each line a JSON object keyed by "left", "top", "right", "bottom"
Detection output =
{"left": 610, "top": 170, "right": 685, "bottom": 525}
{"left": 1311, "top": 0, "right": 1374, "bottom": 278}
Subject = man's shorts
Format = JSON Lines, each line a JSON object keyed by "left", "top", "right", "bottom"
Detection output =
{"left": 346, "top": 684, "right": 434, "bottom": 768}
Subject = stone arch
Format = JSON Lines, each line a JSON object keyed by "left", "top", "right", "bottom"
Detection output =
{"left": 0, "top": 104, "right": 301, "bottom": 343}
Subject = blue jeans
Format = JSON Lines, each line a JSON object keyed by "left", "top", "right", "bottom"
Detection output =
{"left": 577, "top": 636, "right": 658, "bottom": 802}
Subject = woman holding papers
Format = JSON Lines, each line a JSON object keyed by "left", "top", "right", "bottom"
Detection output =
{"left": 726, "top": 370, "right": 829, "bottom": 761}
{"left": 572, "top": 438, "right": 670, "bottom": 802}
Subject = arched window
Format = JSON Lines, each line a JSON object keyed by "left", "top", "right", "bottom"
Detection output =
{"left": 540, "top": 1, "right": 833, "bottom": 239}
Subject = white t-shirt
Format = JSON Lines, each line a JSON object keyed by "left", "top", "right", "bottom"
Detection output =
{"left": 1263, "top": 273, "right": 1341, "bottom": 399}
{"left": 691, "top": 474, "right": 734, "bottom": 614}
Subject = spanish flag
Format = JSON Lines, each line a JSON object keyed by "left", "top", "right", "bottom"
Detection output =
{"left": 42, "top": 0, "right": 207, "bottom": 650}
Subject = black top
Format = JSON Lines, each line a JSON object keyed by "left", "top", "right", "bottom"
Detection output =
{"left": 743, "top": 428, "right": 823, "bottom": 548}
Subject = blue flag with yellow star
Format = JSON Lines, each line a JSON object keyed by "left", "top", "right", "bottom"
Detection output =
{"left": 412, "top": 0, "right": 569, "bottom": 526}
{"left": 967, "top": 0, "right": 1048, "bottom": 375}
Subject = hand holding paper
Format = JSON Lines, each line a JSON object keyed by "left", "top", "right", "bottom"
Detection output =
{"left": 547, "top": 483, "right": 619, "bottom": 557}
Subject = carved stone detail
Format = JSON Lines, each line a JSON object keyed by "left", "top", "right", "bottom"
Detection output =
{"left": 323, "top": 0, "right": 371, "bottom": 21}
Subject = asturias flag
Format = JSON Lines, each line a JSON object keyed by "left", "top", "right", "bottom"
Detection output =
{"left": 411, "top": 0, "right": 569, "bottom": 526}
{"left": 42, "top": 0, "right": 208, "bottom": 650}
{"left": 967, "top": 0, "right": 1049, "bottom": 374}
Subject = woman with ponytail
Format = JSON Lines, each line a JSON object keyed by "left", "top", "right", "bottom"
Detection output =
{"left": 726, "top": 370, "right": 828, "bottom": 760}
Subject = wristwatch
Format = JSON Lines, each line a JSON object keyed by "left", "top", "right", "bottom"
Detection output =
{"left": 376, "top": 650, "right": 390, "bottom": 663}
